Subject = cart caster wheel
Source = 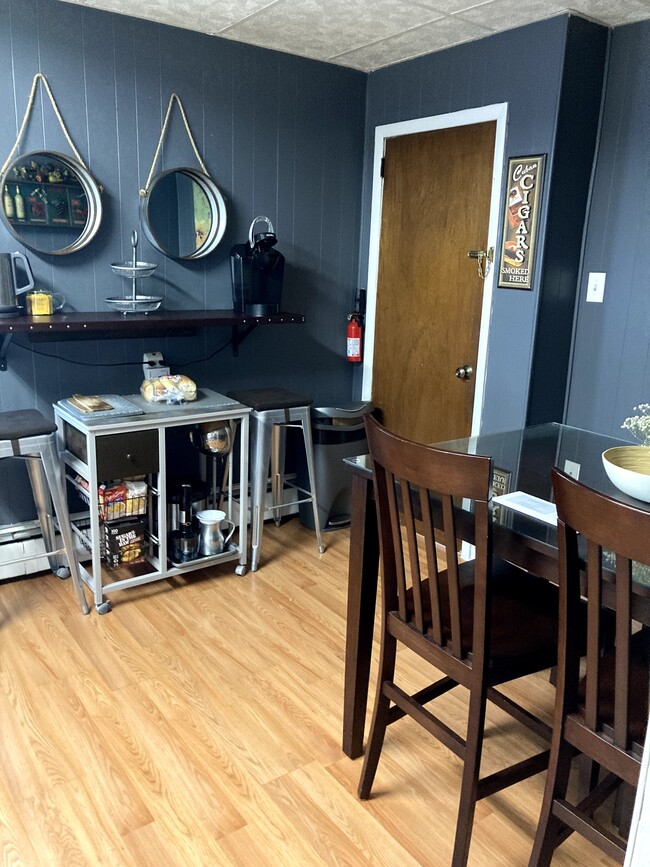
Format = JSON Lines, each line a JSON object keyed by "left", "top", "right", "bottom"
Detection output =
{"left": 55, "top": 567, "right": 71, "bottom": 580}
{"left": 96, "top": 601, "right": 112, "bottom": 615}
{"left": 235, "top": 564, "right": 248, "bottom": 576}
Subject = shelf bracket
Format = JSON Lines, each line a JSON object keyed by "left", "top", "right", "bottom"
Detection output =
{"left": 0, "top": 333, "right": 13, "bottom": 372}
{"left": 231, "top": 322, "right": 259, "bottom": 357}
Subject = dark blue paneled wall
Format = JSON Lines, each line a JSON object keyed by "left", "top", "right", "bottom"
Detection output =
{"left": 0, "top": 0, "right": 365, "bottom": 521}
{"left": 566, "top": 20, "right": 650, "bottom": 439}
{"left": 526, "top": 17, "right": 608, "bottom": 425}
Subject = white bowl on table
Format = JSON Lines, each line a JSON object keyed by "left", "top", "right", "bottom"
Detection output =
{"left": 602, "top": 446, "right": 650, "bottom": 503}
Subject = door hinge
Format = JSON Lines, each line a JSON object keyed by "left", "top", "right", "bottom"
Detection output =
{"left": 380, "top": 157, "right": 385, "bottom": 179}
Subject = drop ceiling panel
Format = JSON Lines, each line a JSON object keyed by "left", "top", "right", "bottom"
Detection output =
{"left": 61, "top": 0, "right": 278, "bottom": 35}
{"left": 218, "top": 0, "right": 447, "bottom": 62}
{"left": 457, "top": 0, "right": 568, "bottom": 31}
{"left": 567, "top": 0, "right": 650, "bottom": 23}
{"left": 334, "top": 15, "right": 492, "bottom": 69}
{"left": 59, "top": 0, "right": 650, "bottom": 71}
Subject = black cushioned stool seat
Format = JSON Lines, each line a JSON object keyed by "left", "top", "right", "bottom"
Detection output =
{"left": 0, "top": 409, "right": 57, "bottom": 442}
{"left": 227, "top": 388, "right": 312, "bottom": 412}
{"left": 227, "top": 388, "right": 324, "bottom": 571}
{"left": 0, "top": 409, "right": 89, "bottom": 613}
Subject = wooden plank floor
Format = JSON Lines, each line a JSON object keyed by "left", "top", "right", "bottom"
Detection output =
{"left": 0, "top": 519, "right": 616, "bottom": 865}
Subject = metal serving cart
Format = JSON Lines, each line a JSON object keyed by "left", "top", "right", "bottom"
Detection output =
{"left": 54, "top": 388, "right": 249, "bottom": 613}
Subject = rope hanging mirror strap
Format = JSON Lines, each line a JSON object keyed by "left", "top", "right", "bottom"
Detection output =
{"left": 0, "top": 72, "right": 88, "bottom": 178}
{"left": 140, "top": 92, "right": 210, "bottom": 197}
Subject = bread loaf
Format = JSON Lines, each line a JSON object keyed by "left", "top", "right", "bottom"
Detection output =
{"left": 140, "top": 375, "right": 197, "bottom": 403}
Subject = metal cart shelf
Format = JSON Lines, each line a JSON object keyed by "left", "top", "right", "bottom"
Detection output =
{"left": 54, "top": 388, "right": 250, "bottom": 613}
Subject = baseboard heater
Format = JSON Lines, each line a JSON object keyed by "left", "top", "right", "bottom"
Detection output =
{"left": 0, "top": 518, "right": 89, "bottom": 581}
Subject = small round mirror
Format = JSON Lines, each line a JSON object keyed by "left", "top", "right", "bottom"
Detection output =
{"left": 141, "top": 167, "right": 227, "bottom": 260}
{"left": 0, "top": 150, "right": 102, "bottom": 255}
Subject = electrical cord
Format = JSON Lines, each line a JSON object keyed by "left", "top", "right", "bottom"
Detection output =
{"left": 12, "top": 334, "right": 233, "bottom": 367}
{"left": 170, "top": 335, "right": 233, "bottom": 367}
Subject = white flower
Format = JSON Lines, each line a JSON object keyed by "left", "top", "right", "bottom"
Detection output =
{"left": 622, "top": 404, "right": 650, "bottom": 445}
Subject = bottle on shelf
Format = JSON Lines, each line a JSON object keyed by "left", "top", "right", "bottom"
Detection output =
{"left": 3, "top": 186, "right": 14, "bottom": 219}
{"left": 14, "top": 186, "right": 25, "bottom": 221}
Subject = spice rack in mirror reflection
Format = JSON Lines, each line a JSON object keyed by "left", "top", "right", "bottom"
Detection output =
{"left": 3, "top": 179, "right": 88, "bottom": 229}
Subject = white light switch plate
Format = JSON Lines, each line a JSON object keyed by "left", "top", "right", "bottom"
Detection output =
{"left": 586, "top": 272, "right": 606, "bottom": 303}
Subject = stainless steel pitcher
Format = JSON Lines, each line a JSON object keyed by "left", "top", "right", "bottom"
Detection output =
{"left": 0, "top": 251, "right": 35, "bottom": 315}
{"left": 195, "top": 509, "right": 235, "bottom": 556}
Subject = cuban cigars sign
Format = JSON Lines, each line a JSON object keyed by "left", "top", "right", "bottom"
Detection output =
{"left": 497, "top": 155, "right": 545, "bottom": 290}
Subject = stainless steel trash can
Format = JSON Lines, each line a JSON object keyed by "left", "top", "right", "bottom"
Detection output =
{"left": 297, "top": 402, "right": 374, "bottom": 532}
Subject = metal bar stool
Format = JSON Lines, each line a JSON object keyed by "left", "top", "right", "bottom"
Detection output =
{"left": 0, "top": 409, "right": 89, "bottom": 614}
{"left": 227, "top": 388, "right": 325, "bottom": 571}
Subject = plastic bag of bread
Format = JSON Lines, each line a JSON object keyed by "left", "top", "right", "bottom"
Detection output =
{"left": 140, "top": 374, "right": 197, "bottom": 404}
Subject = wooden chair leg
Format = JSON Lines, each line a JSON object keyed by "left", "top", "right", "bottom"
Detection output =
{"left": 358, "top": 632, "right": 397, "bottom": 800}
{"left": 451, "top": 684, "right": 487, "bottom": 867}
{"left": 529, "top": 739, "right": 575, "bottom": 867}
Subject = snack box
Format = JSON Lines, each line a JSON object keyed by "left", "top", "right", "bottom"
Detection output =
{"left": 103, "top": 518, "right": 146, "bottom": 569}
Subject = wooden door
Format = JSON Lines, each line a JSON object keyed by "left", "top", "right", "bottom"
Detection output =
{"left": 372, "top": 122, "right": 496, "bottom": 443}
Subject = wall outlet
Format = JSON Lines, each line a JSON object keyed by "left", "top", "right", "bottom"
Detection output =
{"left": 586, "top": 272, "right": 606, "bottom": 303}
{"left": 142, "top": 351, "right": 170, "bottom": 380}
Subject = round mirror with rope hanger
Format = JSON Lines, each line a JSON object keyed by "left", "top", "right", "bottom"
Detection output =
{"left": 139, "top": 93, "right": 227, "bottom": 261}
{"left": 0, "top": 74, "right": 103, "bottom": 256}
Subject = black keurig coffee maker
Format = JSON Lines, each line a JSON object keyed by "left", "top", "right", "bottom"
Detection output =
{"left": 230, "top": 216, "right": 284, "bottom": 315}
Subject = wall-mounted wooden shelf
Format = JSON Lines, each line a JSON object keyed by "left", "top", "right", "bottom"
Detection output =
{"left": 0, "top": 310, "right": 305, "bottom": 370}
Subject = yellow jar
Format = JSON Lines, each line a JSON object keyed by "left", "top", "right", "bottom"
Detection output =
{"left": 26, "top": 291, "right": 53, "bottom": 315}
{"left": 26, "top": 290, "right": 64, "bottom": 316}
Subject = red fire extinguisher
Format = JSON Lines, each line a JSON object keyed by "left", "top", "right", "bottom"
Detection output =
{"left": 347, "top": 313, "right": 363, "bottom": 363}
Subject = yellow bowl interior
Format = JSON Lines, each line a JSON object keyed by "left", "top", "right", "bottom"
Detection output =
{"left": 603, "top": 446, "right": 650, "bottom": 476}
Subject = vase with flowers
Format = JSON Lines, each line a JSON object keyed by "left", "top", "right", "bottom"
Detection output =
{"left": 601, "top": 404, "right": 650, "bottom": 502}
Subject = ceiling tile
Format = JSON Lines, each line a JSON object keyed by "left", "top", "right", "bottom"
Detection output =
{"left": 565, "top": 0, "right": 650, "bottom": 25}
{"left": 455, "top": 0, "right": 569, "bottom": 32}
{"left": 58, "top": 0, "right": 650, "bottom": 72}
{"left": 333, "top": 14, "right": 492, "bottom": 70}
{"left": 413, "top": 0, "right": 501, "bottom": 11}
{"left": 61, "top": 0, "right": 275, "bottom": 34}
{"left": 220, "top": 0, "right": 445, "bottom": 60}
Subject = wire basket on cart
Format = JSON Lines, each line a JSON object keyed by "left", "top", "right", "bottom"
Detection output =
{"left": 74, "top": 477, "right": 148, "bottom": 567}
{"left": 75, "top": 477, "right": 147, "bottom": 521}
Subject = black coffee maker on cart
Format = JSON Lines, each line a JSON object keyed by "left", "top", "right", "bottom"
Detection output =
{"left": 230, "top": 216, "right": 284, "bottom": 315}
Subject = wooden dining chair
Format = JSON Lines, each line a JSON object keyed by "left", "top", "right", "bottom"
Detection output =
{"left": 359, "top": 417, "right": 572, "bottom": 867}
{"left": 529, "top": 469, "right": 650, "bottom": 865}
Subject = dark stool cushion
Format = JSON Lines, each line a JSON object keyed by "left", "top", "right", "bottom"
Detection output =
{"left": 227, "top": 388, "right": 312, "bottom": 412}
{"left": 0, "top": 409, "right": 56, "bottom": 442}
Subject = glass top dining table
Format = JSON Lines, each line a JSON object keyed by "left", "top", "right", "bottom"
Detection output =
{"left": 341, "top": 422, "right": 650, "bottom": 759}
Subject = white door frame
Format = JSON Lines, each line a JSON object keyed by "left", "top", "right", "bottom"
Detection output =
{"left": 361, "top": 103, "right": 508, "bottom": 437}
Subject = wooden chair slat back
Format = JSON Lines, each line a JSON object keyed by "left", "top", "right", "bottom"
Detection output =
{"left": 552, "top": 468, "right": 650, "bottom": 756}
{"left": 365, "top": 416, "right": 492, "bottom": 660}
{"left": 420, "top": 486, "right": 443, "bottom": 644}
